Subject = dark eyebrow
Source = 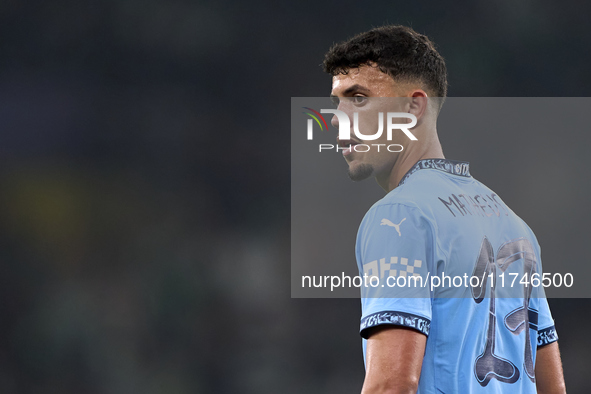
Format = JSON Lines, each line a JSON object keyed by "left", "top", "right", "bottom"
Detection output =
{"left": 330, "top": 84, "right": 371, "bottom": 98}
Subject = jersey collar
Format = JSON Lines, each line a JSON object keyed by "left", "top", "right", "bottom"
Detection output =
{"left": 398, "top": 159, "right": 471, "bottom": 187}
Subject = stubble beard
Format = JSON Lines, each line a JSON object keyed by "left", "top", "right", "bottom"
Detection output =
{"left": 347, "top": 163, "right": 374, "bottom": 182}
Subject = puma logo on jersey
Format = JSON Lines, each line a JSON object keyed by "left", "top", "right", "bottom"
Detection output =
{"left": 380, "top": 218, "right": 406, "bottom": 236}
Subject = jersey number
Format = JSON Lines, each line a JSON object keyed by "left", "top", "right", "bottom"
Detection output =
{"left": 471, "top": 237, "right": 538, "bottom": 386}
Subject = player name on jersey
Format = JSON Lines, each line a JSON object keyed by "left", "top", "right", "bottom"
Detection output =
{"left": 438, "top": 193, "right": 510, "bottom": 218}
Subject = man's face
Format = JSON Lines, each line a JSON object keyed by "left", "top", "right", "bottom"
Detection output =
{"left": 330, "top": 64, "right": 411, "bottom": 182}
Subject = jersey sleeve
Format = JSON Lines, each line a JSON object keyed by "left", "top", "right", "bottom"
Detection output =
{"left": 530, "top": 232, "right": 559, "bottom": 347}
{"left": 536, "top": 298, "right": 558, "bottom": 347}
{"left": 356, "top": 203, "right": 435, "bottom": 339}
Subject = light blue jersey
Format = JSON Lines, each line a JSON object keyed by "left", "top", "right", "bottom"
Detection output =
{"left": 356, "top": 159, "right": 557, "bottom": 393}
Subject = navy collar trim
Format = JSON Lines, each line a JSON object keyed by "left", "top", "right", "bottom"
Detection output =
{"left": 398, "top": 159, "right": 471, "bottom": 186}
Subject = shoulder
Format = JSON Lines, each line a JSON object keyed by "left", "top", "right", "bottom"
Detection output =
{"left": 361, "top": 190, "right": 425, "bottom": 232}
{"left": 356, "top": 187, "right": 436, "bottom": 253}
{"left": 363, "top": 169, "right": 455, "bottom": 221}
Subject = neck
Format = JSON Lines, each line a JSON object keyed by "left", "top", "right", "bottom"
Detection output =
{"left": 377, "top": 129, "right": 445, "bottom": 192}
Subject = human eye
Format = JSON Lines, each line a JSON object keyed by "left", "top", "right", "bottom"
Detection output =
{"left": 351, "top": 95, "right": 368, "bottom": 106}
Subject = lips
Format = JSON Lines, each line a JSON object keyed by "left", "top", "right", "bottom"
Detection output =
{"left": 343, "top": 144, "right": 356, "bottom": 156}
{"left": 337, "top": 137, "right": 360, "bottom": 157}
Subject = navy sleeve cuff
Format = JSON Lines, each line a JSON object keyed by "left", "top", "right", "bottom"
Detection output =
{"left": 360, "top": 311, "right": 430, "bottom": 339}
{"left": 537, "top": 325, "right": 558, "bottom": 347}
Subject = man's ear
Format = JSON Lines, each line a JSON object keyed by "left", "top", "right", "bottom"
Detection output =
{"left": 408, "top": 90, "right": 429, "bottom": 121}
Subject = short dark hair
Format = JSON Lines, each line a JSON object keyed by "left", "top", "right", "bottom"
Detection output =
{"left": 323, "top": 25, "right": 448, "bottom": 101}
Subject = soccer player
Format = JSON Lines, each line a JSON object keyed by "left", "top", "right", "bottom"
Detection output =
{"left": 323, "top": 25, "right": 566, "bottom": 393}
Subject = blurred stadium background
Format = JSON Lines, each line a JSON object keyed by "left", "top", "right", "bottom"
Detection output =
{"left": 0, "top": 1, "right": 590, "bottom": 393}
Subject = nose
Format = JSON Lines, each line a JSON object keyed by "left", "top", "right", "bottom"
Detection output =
{"left": 331, "top": 113, "right": 339, "bottom": 129}
{"left": 331, "top": 101, "right": 346, "bottom": 129}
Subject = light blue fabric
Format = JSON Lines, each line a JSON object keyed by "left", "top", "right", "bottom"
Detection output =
{"left": 356, "top": 159, "right": 557, "bottom": 393}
